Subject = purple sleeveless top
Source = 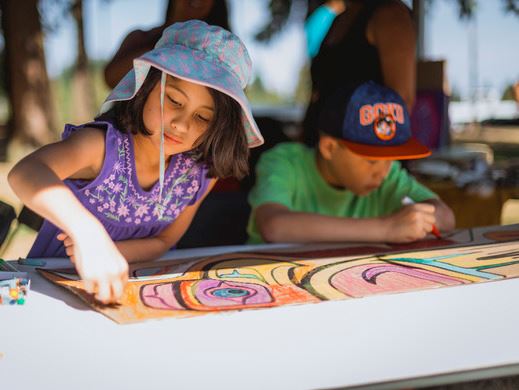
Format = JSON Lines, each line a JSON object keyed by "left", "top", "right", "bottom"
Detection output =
{"left": 28, "top": 120, "right": 211, "bottom": 258}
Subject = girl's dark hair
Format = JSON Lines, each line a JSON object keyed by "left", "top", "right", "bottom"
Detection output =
{"left": 200, "top": 86, "right": 249, "bottom": 179}
{"left": 98, "top": 67, "right": 249, "bottom": 179}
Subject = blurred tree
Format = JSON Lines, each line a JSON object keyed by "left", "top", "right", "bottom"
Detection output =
{"left": 70, "top": 0, "right": 95, "bottom": 123}
{"left": 293, "top": 62, "right": 311, "bottom": 105}
{"left": 502, "top": 84, "right": 516, "bottom": 101}
{"left": 450, "top": 86, "right": 462, "bottom": 102}
{"left": 255, "top": 0, "right": 293, "bottom": 42}
{"left": 456, "top": 0, "right": 519, "bottom": 18}
{"left": 0, "top": 48, "right": 5, "bottom": 98}
{"left": 0, "top": 0, "right": 56, "bottom": 160}
{"left": 255, "top": 0, "right": 519, "bottom": 42}
{"left": 254, "top": 0, "right": 306, "bottom": 43}
{"left": 246, "top": 75, "right": 284, "bottom": 104}
{"left": 39, "top": 0, "right": 95, "bottom": 123}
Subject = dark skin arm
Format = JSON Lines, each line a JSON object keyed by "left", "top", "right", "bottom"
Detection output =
{"left": 366, "top": 1, "right": 417, "bottom": 110}
{"left": 104, "top": 26, "right": 164, "bottom": 89}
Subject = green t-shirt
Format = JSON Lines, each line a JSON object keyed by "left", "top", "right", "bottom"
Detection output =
{"left": 247, "top": 142, "right": 437, "bottom": 244}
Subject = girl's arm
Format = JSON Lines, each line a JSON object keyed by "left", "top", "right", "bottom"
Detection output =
{"left": 254, "top": 201, "right": 437, "bottom": 244}
{"left": 367, "top": 1, "right": 417, "bottom": 110}
{"left": 110, "top": 179, "right": 217, "bottom": 263}
{"left": 8, "top": 128, "right": 129, "bottom": 304}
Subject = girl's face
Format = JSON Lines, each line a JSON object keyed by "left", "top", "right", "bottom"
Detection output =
{"left": 142, "top": 75, "right": 215, "bottom": 155}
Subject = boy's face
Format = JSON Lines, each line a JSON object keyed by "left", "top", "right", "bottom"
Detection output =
{"left": 318, "top": 136, "right": 392, "bottom": 196}
{"left": 141, "top": 75, "right": 215, "bottom": 156}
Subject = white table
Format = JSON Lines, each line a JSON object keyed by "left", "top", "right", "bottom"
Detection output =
{"left": 2, "top": 243, "right": 519, "bottom": 390}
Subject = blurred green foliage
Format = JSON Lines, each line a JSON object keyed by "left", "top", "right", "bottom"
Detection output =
{"left": 50, "top": 60, "right": 109, "bottom": 135}
{"left": 501, "top": 84, "right": 517, "bottom": 101}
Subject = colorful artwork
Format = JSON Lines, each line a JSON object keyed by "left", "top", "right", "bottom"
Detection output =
{"left": 39, "top": 224, "right": 519, "bottom": 324}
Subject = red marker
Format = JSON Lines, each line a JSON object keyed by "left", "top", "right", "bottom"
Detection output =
{"left": 430, "top": 224, "right": 442, "bottom": 239}
{"left": 401, "top": 196, "right": 442, "bottom": 239}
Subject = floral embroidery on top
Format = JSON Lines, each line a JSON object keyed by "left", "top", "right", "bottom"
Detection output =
{"left": 77, "top": 130, "right": 205, "bottom": 225}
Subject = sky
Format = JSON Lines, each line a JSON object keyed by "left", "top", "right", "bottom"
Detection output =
{"left": 42, "top": 0, "right": 519, "bottom": 101}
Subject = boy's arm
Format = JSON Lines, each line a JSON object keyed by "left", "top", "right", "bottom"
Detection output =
{"left": 422, "top": 198, "right": 456, "bottom": 232}
{"left": 255, "top": 203, "right": 386, "bottom": 243}
{"left": 255, "top": 202, "right": 436, "bottom": 244}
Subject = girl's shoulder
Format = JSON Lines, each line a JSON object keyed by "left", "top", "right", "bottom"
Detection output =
{"left": 62, "top": 124, "right": 105, "bottom": 145}
{"left": 62, "top": 120, "right": 130, "bottom": 153}
{"left": 62, "top": 120, "right": 125, "bottom": 141}
{"left": 61, "top": 120, "right": 130, "bottom": 180}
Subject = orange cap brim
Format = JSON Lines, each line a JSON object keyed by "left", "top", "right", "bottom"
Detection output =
{"left": 340, "top": 137, "right": 431, "bottom": 160}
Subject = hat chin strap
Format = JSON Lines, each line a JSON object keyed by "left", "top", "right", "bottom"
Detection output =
{"left": 159, "top": 71, "right": 167, "bottom": 206}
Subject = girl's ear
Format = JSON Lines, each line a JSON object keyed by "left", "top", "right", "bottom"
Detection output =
{"left": 318, "top": 134, "right": 339, "bottom": 160}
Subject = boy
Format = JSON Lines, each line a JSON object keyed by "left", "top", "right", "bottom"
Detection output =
{"left": 247, "top": 81, "right": 455, "bottom": 244}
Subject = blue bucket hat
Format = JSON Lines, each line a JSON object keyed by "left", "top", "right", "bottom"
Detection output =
{"left": 100, "top": 20, "right": 263, "bottom": 148}
{"left": 100, "top": 20, "right": 264, "bottom": 200}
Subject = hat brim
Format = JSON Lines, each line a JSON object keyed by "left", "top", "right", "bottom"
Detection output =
{"left": 100, "top": 45, "right": 264, "bottom": 148}
{"left": 340, "top": 137, "right": 431, "bottom": 160}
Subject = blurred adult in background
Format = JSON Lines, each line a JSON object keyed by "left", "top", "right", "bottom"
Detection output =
{"left": 304, "top": 0, "right": 346, "bottom": 58}
{"left": 303, "top": 0, "right": 416, "bottom": 146}
{"left": 104, "top": 0, "right": 229, "bottom": 89}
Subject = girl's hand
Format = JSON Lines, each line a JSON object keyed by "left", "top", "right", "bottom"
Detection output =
{"left": 383, "top": 203, "right": 436, "bottom": 243}
{"left": 57, "top": 232, "right": 77, "bottom": 264}
{"left": 57, "top": 228, "right": 129, "bottom": 304}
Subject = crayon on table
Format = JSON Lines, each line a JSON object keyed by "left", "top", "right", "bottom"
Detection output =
{"left": 0, "top": 277, "right": 30, "bottom": 305}
{"left": 0, "top": 258, "right": 20, "bottom": 272}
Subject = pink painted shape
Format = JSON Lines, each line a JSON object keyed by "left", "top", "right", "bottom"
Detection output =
{"left": 331, "top": 264, "right": 465, "bottom": 298}
{"left": 140, "top": 283, "right": 183, "bottom": 310}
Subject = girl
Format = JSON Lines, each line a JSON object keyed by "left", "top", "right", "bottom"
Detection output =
{"left": 8, "top": 20, "right": 264, "bottom": 304}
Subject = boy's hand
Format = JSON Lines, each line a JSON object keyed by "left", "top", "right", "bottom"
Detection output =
{"left": 57, "top": 228, "right": 128, "bottom": 304}
{"left": 384, "top": 203, "right": 437, "bottom": 243}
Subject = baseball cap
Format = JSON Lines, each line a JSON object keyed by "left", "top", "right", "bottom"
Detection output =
{"left": 317, "top": 81, "right": 431, "bottom": 160}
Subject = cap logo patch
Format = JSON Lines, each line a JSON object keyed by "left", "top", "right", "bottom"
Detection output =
{"left": 373, "top": 114, "right": 396, "bottom": 141}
